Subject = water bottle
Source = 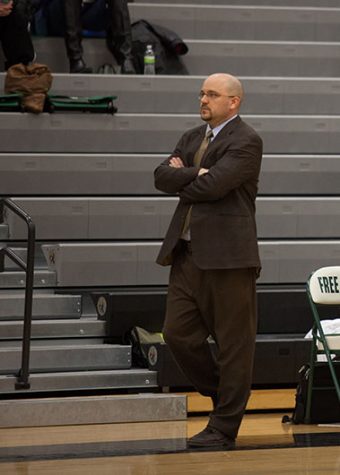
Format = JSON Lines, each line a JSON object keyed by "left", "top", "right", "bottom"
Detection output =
{"left": 144, "top": 44, "right": 156, "bottom": 75}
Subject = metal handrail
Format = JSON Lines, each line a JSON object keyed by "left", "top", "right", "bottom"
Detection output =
{"left": 0, "top": 198, "right": 35, "bottom": 390}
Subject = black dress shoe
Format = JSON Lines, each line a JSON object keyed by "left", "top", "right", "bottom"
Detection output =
{"left": 121, "top": 58, "right": 136, "bottom": 74}
{"left": 70, "top": 58, "right": 93, "bottom": 74}
{"left": 187, "top": 427, "right": 235, "bottom": 449}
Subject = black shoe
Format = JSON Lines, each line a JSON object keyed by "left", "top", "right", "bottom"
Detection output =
{"left": 70, "top": 58, "right": 92, "bottom": 74}
{"left": 121, "top": 58, "right": 136, "bottom": 74}
{"left": 187, "top": 427, "right": 235, "bottom": 449}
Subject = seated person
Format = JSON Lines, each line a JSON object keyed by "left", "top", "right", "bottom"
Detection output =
{"left": 0, "top": 0, "right": 35, "bottom": 70}
{"left": 32, "top": 0, "right": 135, "bottom": 73}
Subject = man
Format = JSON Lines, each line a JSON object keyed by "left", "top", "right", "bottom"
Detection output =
{"left": 0, "top": 0, "right": 35, "bottom": 70}
{"left": 154, "top": 73, "right": 263, "bottom": 449}
{"left": 62, "top": 0, "right": 136, "bottom": 73}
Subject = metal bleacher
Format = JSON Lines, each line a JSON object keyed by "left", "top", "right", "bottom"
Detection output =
{"left": 0, "top": 0, "right": 340, "bottom": 426}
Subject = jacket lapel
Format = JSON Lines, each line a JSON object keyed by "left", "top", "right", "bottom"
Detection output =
{"left": 201, "top": 116, "right": 241, "bottom": 167}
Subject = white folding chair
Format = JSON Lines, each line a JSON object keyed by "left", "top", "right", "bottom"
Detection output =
{"left": 305, "top": 266, "right": 340, "bottom": 423}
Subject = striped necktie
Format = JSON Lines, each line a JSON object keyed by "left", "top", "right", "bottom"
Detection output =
{"left": 181, "top": 129, "right": 213, "bottom": 240}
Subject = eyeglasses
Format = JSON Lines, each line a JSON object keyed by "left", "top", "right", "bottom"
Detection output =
{"left": 198, "top": 92, "right": 237, "bottom": 101}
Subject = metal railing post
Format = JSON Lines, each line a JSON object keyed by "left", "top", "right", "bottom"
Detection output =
{"left": 16, "top": 214, "right": 35, "bottom": 390}
{"left": 1, "top": 198, "right": 35, "bottom": 390}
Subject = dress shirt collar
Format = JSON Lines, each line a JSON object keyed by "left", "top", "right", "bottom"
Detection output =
{"left": 207, "top": 114, "right": 238, "bottom": 141}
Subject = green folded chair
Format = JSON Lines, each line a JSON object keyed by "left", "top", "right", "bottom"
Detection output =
{"left": 0, "top": 93, "right": 23, "bottom": 112}
{"left": 46, "top": 94, "right": 118, "bottom": 114}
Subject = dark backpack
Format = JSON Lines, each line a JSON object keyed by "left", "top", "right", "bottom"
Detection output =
{"left": 291, "top": 364, "right": 310, "bottom": 424}
{"left": 283, "top": 363, "right": 340, "bottom": 424}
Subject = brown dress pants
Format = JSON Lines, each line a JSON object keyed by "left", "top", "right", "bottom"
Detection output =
{"left": 162, "top": 243, "right": 258, "bottom": 440}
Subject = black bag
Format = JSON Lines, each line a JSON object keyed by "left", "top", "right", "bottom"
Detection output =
{"left": 285, "top": 363, "right": 340, "bottom": 424}
{"left": 124, "top": 326, "right": 164, "bottom": 368}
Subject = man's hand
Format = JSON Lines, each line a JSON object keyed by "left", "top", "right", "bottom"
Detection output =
{"left": 198, "top": 168, "right": 209, "bottom": 176}
{"left": 0, "top": 1, "right": 13, "bottom": 16}
{"left": 169, "top": 156, "right": 184, "bottom": 168}
{"left": 169, "top": 157, "right": 209, "bottom": 177}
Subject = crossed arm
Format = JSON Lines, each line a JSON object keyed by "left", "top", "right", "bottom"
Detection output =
{"left": 154, "top": 134, "right": 262, "bottom": 203}
{"left": 169, "top": 156, "right": 209, "bottom": 176}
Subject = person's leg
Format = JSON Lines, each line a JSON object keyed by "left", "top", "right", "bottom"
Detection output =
{"left": 105, "top": 0, "right": 135, "bottom": 73}
{"left": 0, "top": 9, "right": 34, "bottom": 69}
{"left": 62, "top": 0, "right": 92, "bottom": 73}
{"left": 162, "top": 250, "right": 219, "bottom": 399}
{"left": 198, "top": 267, "right": 258, "bottom": 441}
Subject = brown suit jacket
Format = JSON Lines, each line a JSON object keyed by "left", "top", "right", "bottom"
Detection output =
{"left": 154, "top": 116, "right": 263, "bottom": 270}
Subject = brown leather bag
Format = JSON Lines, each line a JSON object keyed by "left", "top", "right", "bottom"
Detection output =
{"left": 5, "top": 63, "right": 53, "bottom": 113}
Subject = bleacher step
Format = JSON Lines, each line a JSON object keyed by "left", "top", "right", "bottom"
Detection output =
{"left": 3, "top": 113, "right": 340, "bottom": 154}
{"left": 130, "top": 3, "right": 340, "bottom": 42}
{"left": 3, "top": 75, "right": 340, "bottom": 115}
{"left": 41, "top": 241, "right": 340, "bottom": 287}
{"left": 0, "top": 318, "right": 105, "bottom": 339}
{"left": 5, "top": 197, "right": 340, "bottom": 240}
{"left": 0, "top": 368, "right": 157, "bottom": 394}
{"left": 0, "top": 393, "right": 186, "bottom": 427}
{"left": 0, "top": 344, "right": 131, "bottom": 373}
{"left": 0, "top": 292, "right": 81, "bottom": 319}
{"left": 0, "top": 270, "right": 56, "bottom": 288}
{"left": 0, "top": 153, "right": 339, "bottom": 196}
{"left": 24, "top": 37, "right": 340, "bottom": 76}
{"left": 4, "top": 197, "right": 176, "bottom": 241}
{"left": 0, "top": 338, "right": 105, "bottom": 347}
{"left": 3, "top": 247, "right": 48, "bottom": 270}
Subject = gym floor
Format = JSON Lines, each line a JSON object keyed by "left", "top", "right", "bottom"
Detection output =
{"left": 1, "top": 402, "right": 339, "bottom": 474}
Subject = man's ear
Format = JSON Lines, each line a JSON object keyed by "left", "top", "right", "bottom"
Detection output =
{"left": 230, "top": 96, "right": 241, "bottom": 111}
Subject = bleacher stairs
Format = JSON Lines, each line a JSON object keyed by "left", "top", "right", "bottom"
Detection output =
{"left": 0, "top": 0, "right": 340, "bottom": 427}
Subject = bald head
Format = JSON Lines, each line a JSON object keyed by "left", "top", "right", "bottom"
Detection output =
{"left": 199, "top": 73, "right": 244, "bottom": 128}
{"left": 205, "top": 73, "right": 244, "bottom": 102}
